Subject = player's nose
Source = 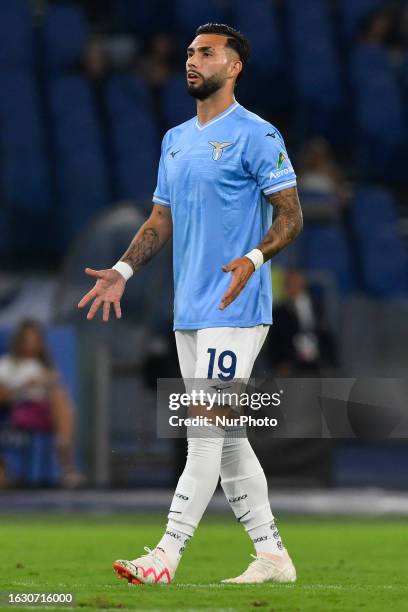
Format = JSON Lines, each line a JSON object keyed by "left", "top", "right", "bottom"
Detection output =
{"left": 186, "top": 58, "right": 198, "bottom": 71}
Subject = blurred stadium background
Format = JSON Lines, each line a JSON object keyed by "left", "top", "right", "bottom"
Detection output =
{"left": 0, "top": 0, "right": 408, "bottom": 516}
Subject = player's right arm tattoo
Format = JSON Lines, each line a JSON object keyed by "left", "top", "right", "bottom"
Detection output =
{"left": 120, "top": 205, "right": 172, "bottom": 272}
{"left": 122, "top": 227, "right": 160, "bottom": 271}
{"left": 258, "top": 187, "right": 303, "bottom": 261}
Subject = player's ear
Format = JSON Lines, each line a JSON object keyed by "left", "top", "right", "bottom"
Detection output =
{"left": 229, "top": 59, "right": 242, "bottom": 82}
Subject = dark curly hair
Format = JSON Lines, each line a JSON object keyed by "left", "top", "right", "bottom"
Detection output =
{"left": 195, "top": 23, "right": 250, "bottom": 82}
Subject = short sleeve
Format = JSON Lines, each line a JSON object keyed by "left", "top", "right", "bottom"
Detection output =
{"left": 244, "top": 125, "right": 297, "bottom": 196}
{"left": 152, "top": 132, "right": 171, "bottom": 207}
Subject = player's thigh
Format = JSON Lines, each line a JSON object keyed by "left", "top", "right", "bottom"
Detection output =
{"left": 194, "top": 325, "right": 270, "bottom": 380}
{"left": 174, "top": 330, "right": 197, "bottom": 379}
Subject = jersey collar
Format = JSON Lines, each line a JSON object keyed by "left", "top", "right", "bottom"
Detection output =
{"left": 195, "top": 101, "right": 240, "bottom": 131}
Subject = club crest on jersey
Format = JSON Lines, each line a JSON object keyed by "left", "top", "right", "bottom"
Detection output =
{"left": 208, "top": 141, "right": 233, "bottom": 161}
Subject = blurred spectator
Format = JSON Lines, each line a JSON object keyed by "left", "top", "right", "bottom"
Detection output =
{"left": 357, "top": 9, "right": 393, "bottom": 47}
{"left": 267, "top": 269, "right": 336, "bottom": 376}
{"left": 0, "top": 320, "right": 84, "bottom": 488}
{"left": 297, "top": 137, "right": 350, "bottom": 223}
{"left": 83, "top": 38, "right": 109, "bottom": 82}
{"left": 84, "top": 35, "right": 138, "bottom": 81}
{"left": 138, "top": 32, "right": 177, "bottom": 88}
{"left": 136, "top": 32, "right": 178, "bottom": 132}
{"left": 0, "top": 457, "right": 8, "bottom": 489}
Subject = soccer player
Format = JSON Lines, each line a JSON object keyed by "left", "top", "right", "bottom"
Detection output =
{"left": 78, "top": 23, "right": 303, "bottom": 584}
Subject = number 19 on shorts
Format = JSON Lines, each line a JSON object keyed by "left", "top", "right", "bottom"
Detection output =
{"left": 207, "top": 348, "right": 237, "bottom": 381}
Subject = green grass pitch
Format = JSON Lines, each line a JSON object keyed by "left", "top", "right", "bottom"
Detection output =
{"left": 0, "top": 513, "right": 407, "bottom": 611}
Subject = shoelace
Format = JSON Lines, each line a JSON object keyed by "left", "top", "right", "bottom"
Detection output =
{"left": 132, "top": 547, "right": 165, "bottom": 570}
{"left": 241, "top": 555, "right": 278, "bottom": 579}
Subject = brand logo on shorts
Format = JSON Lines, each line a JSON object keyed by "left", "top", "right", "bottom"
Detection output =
{"left": 228, "top": 494, "right": 248, "bottom": 503}
{"left": 175, "top": 493, "right": 189, "bottom": 500}
{"left": 209, "top": 383, "right": 233, "bottom": 393}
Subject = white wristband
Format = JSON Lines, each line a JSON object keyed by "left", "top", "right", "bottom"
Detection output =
{"left": 244, "top": 248, "right": 264, "bottom": 270}
{"left": 112, "top": 261, "right": 134, "bottom": 281}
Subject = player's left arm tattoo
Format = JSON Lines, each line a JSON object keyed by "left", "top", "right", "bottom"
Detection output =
{"left": 258, "top": 187, "right": 303, "bottom": 260}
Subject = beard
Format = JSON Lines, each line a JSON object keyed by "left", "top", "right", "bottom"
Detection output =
{"left": 187, "top": 73, "right": 224, "bottom": 100}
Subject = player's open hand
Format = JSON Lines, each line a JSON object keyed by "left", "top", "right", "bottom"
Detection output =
{"left": 77, "top": 268, "right": 126, "bottom": 322}
{"left": 219, "top": 256, "right": 255, "bottom": 310}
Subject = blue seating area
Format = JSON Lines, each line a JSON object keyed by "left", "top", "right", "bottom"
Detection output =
{"left": 0, "top": 73, "right": 51, "bottom": 213}
{"left": 44, "top": 4, "right": 88, "bottom": 74}
{"left": 288, "top": 0, "right": 343, "bottom": 107}
{"left": 298, "top": 226, "right": 357, "bottom": 295}
{"left": 339, "top": 0, "right": 385, "bottom": 39}
{"left": 161, "top": 73, "right": 195, "bottom": 129}
{"left": 234, "top": 0, "right": 282, "bottom": 73}
{"left": 352, "top": 187, "right": 408, "bottom": 296}
{"left": 0, "top": 0, "right": 406, "bottom": 298}
{"left": 0, "top": 0, "right": 33, "bottom": 70}
{"left": 174, "top": 0, "right": 224, "bottom": 35}
{"left": 49, "top": 75, "right": 110, "bottom": 246}
{"left": 105, "top": 75, "right": 159, "bottom": 201}
{"left": 231, "top": 0, "right": 288, "bottom": 111}
{"left": 113, "top": 0, "right": 172, "bottom": 34}
{"left": 351, "top": 44, "right": 407, "bottom": 181}
{"left": 288, "top": 0, "right": 346, "bottom": 141}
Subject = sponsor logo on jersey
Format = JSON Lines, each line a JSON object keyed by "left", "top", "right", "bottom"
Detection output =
{"left": 269, "top": 151, "right": 294, "bottom": 180}
{"left": 277, "top": 151, "right": 287, "bottom": 170}
{"left": 170, "top": 149, "right": 181, "bottom": 158}
{"left": 208, "top": 141, "right": 233, "bottom": 161}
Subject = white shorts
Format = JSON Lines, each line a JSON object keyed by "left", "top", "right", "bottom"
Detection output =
{"left": 175, "top": 325, "right": 269, "bottom": 383}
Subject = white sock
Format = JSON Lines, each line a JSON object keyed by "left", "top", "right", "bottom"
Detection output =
{"left": 220, "top": 428, "right": 285, "bottom": 557}
{"left": 155, "top": 525, "right": 191, "bottom": 568}
{"left": 247, "top": 519, "right": 284, "bottom": 556}
{"left": 155, "top": 425, "right": 224, "bottom": 569}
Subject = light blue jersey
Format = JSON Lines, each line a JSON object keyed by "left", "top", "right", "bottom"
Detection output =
{"left": 153, "top": 101, "right": 296, "bottom": 331}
